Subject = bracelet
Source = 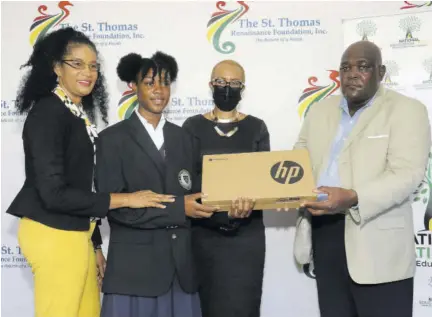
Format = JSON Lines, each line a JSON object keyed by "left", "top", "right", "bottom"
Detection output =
{"left": 94, "top": 245, "right": 102, "bottom": 251}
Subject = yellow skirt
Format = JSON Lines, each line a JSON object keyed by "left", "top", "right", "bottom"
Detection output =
{"left": 18, "top": 218, "right": 100, "bottom": 317}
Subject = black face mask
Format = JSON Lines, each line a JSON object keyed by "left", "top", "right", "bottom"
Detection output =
{"left": 212, "top": 85, "right": 242, "bottom": 112}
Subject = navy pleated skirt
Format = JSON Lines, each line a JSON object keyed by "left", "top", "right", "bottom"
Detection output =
{"left": 101, "top": 276, "right": 202, "bottom": 317}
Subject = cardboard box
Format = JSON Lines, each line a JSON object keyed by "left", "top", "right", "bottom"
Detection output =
{"left": 201, "top": 149, "right": 317, "bottom": 211}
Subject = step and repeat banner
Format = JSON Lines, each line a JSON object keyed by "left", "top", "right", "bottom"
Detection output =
{"left": 1, "top": 1, "right": 431, "bottom": 316}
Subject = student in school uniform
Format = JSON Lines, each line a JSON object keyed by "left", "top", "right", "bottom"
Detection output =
{"left": 96, "top": 51, "right": 218, "bottom": 317}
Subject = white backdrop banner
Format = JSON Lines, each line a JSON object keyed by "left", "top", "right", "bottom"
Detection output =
{"left": 1, "top": 1, "right": 431, "bottom": 316}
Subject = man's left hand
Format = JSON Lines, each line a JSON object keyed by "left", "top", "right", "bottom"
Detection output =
{"left": 301, "top": 186, "right": 358, "bottom": 216}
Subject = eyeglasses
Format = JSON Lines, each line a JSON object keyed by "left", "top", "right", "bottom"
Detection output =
{"left": 211, "top": 78, "right": 244, "bottom": 89}
{"left": 62, "top": 59, "right": 100, "bottom": 72}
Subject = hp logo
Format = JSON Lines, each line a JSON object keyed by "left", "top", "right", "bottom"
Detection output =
{"left": 270, "top": 161, "right": 304, "bottom": 184}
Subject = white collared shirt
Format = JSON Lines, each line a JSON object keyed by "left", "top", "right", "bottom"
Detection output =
{"left": 135, "top": 109, "right": 166, "bottom": 150}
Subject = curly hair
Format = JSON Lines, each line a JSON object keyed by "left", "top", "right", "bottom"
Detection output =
{"left": 116, "top": 51, "right": 178, "bottom": 84}
{"left": 15, "top": 27, "right": 109, "bottom": 124}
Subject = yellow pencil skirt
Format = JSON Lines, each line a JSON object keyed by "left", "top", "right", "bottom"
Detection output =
{"left": 18, "top": 217, "right": 100, "bottom": 317}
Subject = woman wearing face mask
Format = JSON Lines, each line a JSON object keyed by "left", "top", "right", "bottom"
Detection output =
{"left": 6, "top": 28, "right": 172, "bottom": 317}
{"left": 182, "top": 60, "right": 270, "bottom": 317}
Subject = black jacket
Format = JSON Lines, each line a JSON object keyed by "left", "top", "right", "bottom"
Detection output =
{"left": 6, "top": 95, "right": 110, "bottom": 241}
{"left": 95, "top": 112, "right": 198, "bottom": 297}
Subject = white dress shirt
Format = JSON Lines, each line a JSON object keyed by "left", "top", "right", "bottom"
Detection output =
{"left": 135, "top": 109, "right": 166, "bottom": 150}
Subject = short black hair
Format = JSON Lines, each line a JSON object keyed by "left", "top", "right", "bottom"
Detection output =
{"left": 117, "top": 51, "right": 178, "bottom": 84}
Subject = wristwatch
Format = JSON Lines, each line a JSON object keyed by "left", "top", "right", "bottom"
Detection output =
{"left": 351, "top": 203, "right": 359, "bottom": 211}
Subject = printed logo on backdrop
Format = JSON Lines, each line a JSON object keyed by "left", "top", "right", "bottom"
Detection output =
{"left": 390, "top": 15, "right": 426, "bottom": 48}
{"left": 117, "top": 84, "right": 138, "bottom": 120}
{"left": 1, "top": 100, "right": 27, "bottom": 123}
{"left": 418, "top": 297, "right": 432, "bottom": 308}
{"left": 400, "top": 1, "right": 432, "bottom": 9}
{"left": 297, "top": 70, "right": 340, "bottom": 120}
{"left": 382, "top": 60, "right": 405, "bottom": 91}
{"left": 164, "top": 95, "right": 214, "bottom": 123}
{"left": 1, "top": 244, "right": 30, "bottom": 270}
{"left": 116, "top": 86, "right": 214, "bottom": 122}
{"left": 29, "top": 1, "right": 145, "bottom": 48}
{"left": 29, "top": 1, "right": 73, "bottom": 46}
{"left": 207, "top": 1, "right": 328, "bottom": 54}
{"left": 412, "top": 149, "right": 432, "bottom": 230}
{"left": 412, "top": 150, "right": 432, "bottom": 269}
{"left": 414, "top": 57, "right": 432, "bottom": 90}
{"left": 207, "top": 1, "right": 249, "bottom": 54}
{"left": 356, "top": 20, "right": 377, "bottom": 41}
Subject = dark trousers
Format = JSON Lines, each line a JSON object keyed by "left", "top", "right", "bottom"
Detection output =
{"left": 312, "top": 214, "right": 413, "bottom": 317}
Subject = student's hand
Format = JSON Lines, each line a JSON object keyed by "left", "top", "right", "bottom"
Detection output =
{"left": 185, "top": 193, "right": 219, "bottom": 218}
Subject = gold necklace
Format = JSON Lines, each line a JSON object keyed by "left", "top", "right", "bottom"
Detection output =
{"left": 211, "top": 110, "right": 240, "bottom": 138}
{"left": 210, "top": 109, "right": 239, "bottom": 123}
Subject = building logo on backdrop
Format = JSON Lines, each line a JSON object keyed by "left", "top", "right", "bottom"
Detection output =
{"left": 117, "top": 84, "right": 138, "bottom": 121}
{"left": 356, "top": 20, "right": 377, "bottom": 41}
{"left": 206, "top": 1, "right": 327, "bottom": 54}
{"left": 297, "top": 70, "right": 340, "bottom": 120}
{"left": 29, "top": 1, "right": 145, "bottom": 48}
{"left": 391, "top": 15, "right": 426, "bottom": 48}
{"left": 1, "top": 244, "right": 30, "bottom": 270}
{"left": 29, "top": 1, "right": 73, "bottom": 46}
{"left": 400, "top": 1, "right": 432, "bottom": 9}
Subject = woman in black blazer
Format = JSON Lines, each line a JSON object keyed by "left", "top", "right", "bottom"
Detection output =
{"left": 6, "top": 28, "right": 173, "bottom": 317}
